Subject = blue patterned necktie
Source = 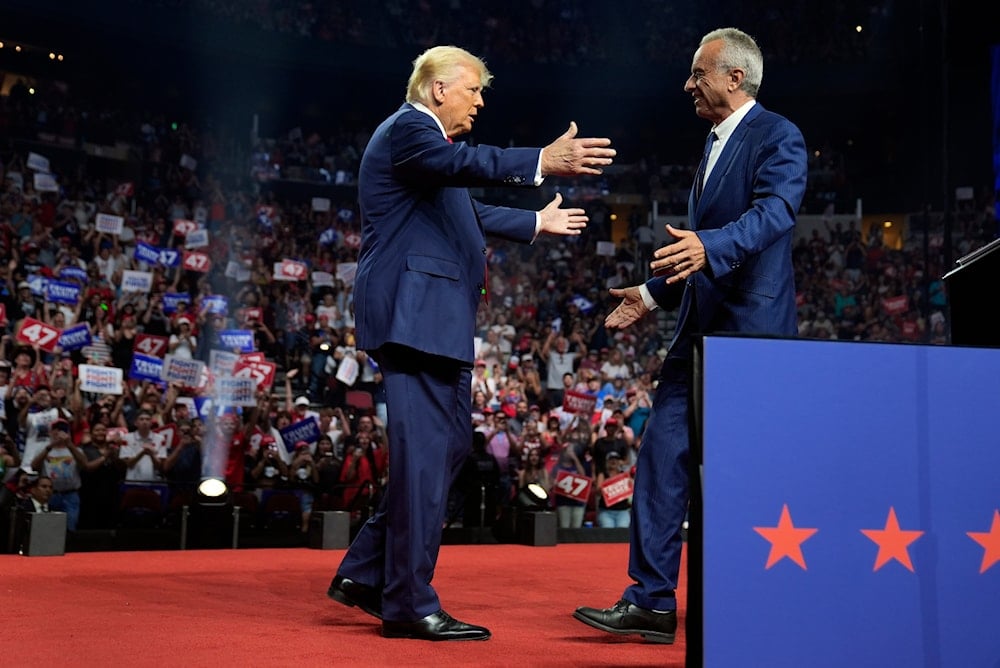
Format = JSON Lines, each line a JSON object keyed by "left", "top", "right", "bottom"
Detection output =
{"left": 695, "top": 131, "right": 718, "bottom": 201}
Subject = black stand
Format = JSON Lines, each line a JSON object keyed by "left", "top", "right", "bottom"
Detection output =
{"left": 943, "top": 237, "right": 1000, "bottom": 347}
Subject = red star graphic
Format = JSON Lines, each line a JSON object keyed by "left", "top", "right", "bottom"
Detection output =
{"left": 967, "top": 509, "right": 1000, "bottom": 574}
{"left": 860, "top": 507, "right": 924, "bottom": 572}
{"left": 753, "top": 504, "right": 818, "bottom": 570}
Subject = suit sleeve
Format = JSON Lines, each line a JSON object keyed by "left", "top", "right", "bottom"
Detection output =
{"left": 474, "top": 200, "right": 536, "bottom": 244}
{"left": 390, "top": 112, "right": 541, "bottom": 189}
{"left": 644, "top": 275, "right": 686, "bottom": 312}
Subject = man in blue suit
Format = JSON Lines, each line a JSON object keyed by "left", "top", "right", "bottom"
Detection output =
{"left": 327, "top": 45, "right": 615, "bottom": 641}
{"left": 574, "top": 27, "right": 807, "bottom": 643}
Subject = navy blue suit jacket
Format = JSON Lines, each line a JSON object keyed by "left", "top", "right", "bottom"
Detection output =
{"left": 646, "top": 103, "right": 807, "bottom": 353}
{"left": 354, "top": 104, "right": 541, "bottom": 363}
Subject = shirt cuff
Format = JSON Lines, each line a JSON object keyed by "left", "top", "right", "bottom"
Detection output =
{"left": 639, "top": 284, "right": 659, "bottom": 311}
{"left": 534, "top": 150, "right": 544, "bottom": 186}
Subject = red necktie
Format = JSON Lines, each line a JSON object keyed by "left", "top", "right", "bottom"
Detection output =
{"left": 446, "top": 136, "right": 453, "bottom": 144}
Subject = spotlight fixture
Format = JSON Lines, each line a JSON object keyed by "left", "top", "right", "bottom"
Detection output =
{"left": 515, "top": 483, "right": 549, "bottom": 510}
{"left": 196, "top": 477, "right": 230, "bottom": 505}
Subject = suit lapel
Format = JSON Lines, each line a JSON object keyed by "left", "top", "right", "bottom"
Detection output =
{"left": 694, "top": 104, "right": 763, "bottom": 219}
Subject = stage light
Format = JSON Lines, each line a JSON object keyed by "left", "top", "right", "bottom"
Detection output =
{"left": 49, "top": 52, "right": 55, "bottom": 60}
{"left": 197, "top": 477, "right": 230, "bottom": 505}
{"left": 515, "top": 483, "right": 549, "bottom": 510}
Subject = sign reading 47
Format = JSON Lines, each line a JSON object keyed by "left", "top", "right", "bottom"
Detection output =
{"left": 16, "top": 317, "right": 62, "bottom": 352}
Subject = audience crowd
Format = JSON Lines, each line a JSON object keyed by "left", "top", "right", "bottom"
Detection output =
{"left": 1, "top": 3, "right": 996, "bottom": 546}
{"left": 136, "top": 0, "right": 888, "bottom": 67}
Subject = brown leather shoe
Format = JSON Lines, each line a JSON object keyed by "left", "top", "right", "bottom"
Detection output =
{"left": 573, "top": 599, "right": 676, "bottom": 644}
{"left": 382, "top": 610, "right": 491, "bottom": 641}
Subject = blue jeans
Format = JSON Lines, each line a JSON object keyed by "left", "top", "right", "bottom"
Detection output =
{"left": 597, "top": 508, "right": 631, "bottom": 528}
{"left": 50, "top": 490, "right": 80, "bottom": 531}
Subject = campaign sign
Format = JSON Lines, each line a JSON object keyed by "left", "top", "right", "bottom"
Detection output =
{"left": 595, "top": 240, "right": 616, "bottom": 257}
{"left": 133, "top": 333, "right": 168, "bottom": 358}
{"left": 161, "top": 355, "right": 205, "bottom": 387}
{"left": 129, "top": 353, "right": 164, "bottom": 383}
{"left": 27, "top": 152, "right": 50, "bottom": 173}
{"left": 59, "top": 266, "right": 88, "bottom": 283}
{"left": 79, "top": 364, "right": 123, "bottom": 395}
{"left": 16, "top": 318, "right": 61, "bottom": 352}
{"left": 224, "top": 260, "right": 242, "bottom": 279}
{"left": 45, "top": 280, "right": 81, "bottom": 305}
{"left": 336, "top": 262, "right": 358, "bottom": 285}
{"left": 173, "top": 219, "right": 198, "bottom": 237}
{"left": 553, "top": 470, "right": 592, "bottom": 503}
{"left": 193, "top": 396, "right": 213, "bottom": 419}
{"left": 218, "top": 329, "right": 254, "bottom": 352}
{"left": 562, "top": 390, "right": 597, "bottom": 416}
{"left": 240, "top": 352, "right": 266, "bottom": 363}
{"left": 182, "top": 250, "right": 211, "bottom": 273}
{"left": 184, "top": 228, "right": 209, "bottom": 249}
{"left": 34, "top": 172, "right": 59, "bottom": 193}
{"left": 256, "top": 205, "right": 275, "bottom": 227}
{"left": 234, "top": 358, "right": 276, "bottom": 391}
{"left": 134, "top": 240, "right": 161, "bottom": 265}
{"left": 278, "top": 418, "right": 321, "bottom": 454}
{"left": 107, "top": 427, "right": 128, "bottom": 444}
{"left": 120, "top": 270, "right": 153, "bottom": 294}
{"left": 58, "top": 323, "right": 92, "bottom": 351}
{"left": 240, "top": 307, "right": 262, "bottom": 324}
{"left": 27, "top": 274, "right": 46, "bottom": 297}
{"left": 156, "top": 424, "right": 178, "bottom": 449}
{"left": 201, "top": 295, "right": 228, "bottom": 315}
{"left": 343, "top": 232, "right": 361, "bottom": 249}
{"left": 214, "top": 376, "right": 257, "bottom": 407}
{"left": 162, "top": 292, "right": 190, "bottom": 313}
{"left": 95, "top": 212, "right": 124, "bottom": 235}
{"left": 209, "top": 349, "right": 240, "bottom": 376}
{"left": 335, "top": 354, "right": 359, "bottom": 386}
{"left": 600, "top": 472, "right": 634, "bottom": 507}
{"left": 282, "top": 259, "right": 309, "bottom": 281}
{"left": 158, "top": 248, "right": 181, "bottom": 268}
{"left": 312, "top": 271, "right": 334, "bottom": 288}
{"left": 311, "top": 197, "right": 331, "bottom": 212}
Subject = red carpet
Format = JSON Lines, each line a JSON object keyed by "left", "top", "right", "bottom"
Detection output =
{"left": 7, "top": 543, "right": 686, "bottom": 666}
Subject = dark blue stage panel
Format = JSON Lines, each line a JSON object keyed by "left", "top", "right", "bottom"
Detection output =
{"left": 701, "top": 337, "right": 1000, "bottom": 668}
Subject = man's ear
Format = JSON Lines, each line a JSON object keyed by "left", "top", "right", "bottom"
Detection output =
{"left": 432, "top": 80, "right": 447, "bottom": 104}
{"left": 728, "top": 68, "right": 744, "bottom": 91}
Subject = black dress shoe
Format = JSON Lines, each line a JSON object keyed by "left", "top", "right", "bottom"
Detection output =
{"left": 382, "top": 610, "right": 491, "bottom": 641}
{"left": 327, "top": 574, "right": 382, "bottom": 620}
{"left": 573, "top": 599, "right": 676, "bottom": 644}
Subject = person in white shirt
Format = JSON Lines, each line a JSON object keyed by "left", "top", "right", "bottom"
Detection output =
{"left": 168, "top": 316, "right": 198, "bottom": 360}
{"left": 119, "top": 410, "right": 168, "bottom": 482}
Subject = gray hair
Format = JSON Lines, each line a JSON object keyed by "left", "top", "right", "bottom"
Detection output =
{"left": 700, "top": 27, "right": 763, "bottom": 97}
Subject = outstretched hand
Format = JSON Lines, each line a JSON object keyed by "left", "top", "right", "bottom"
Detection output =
{"left": 649, "top": 224, "right": 707, "bottom": 285}
{"left": 538, "top": 193, "right": 588, "bottom": 236}
{"left": 604, "top": 285, "right": 650, "bottom": 330}
{"left": 541, "top": 122, "right": 615, "bottom": 177}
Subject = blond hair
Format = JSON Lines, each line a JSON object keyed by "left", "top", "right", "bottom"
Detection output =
{"left": 406, "top": 45, "right": 493, "bottom": 105}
